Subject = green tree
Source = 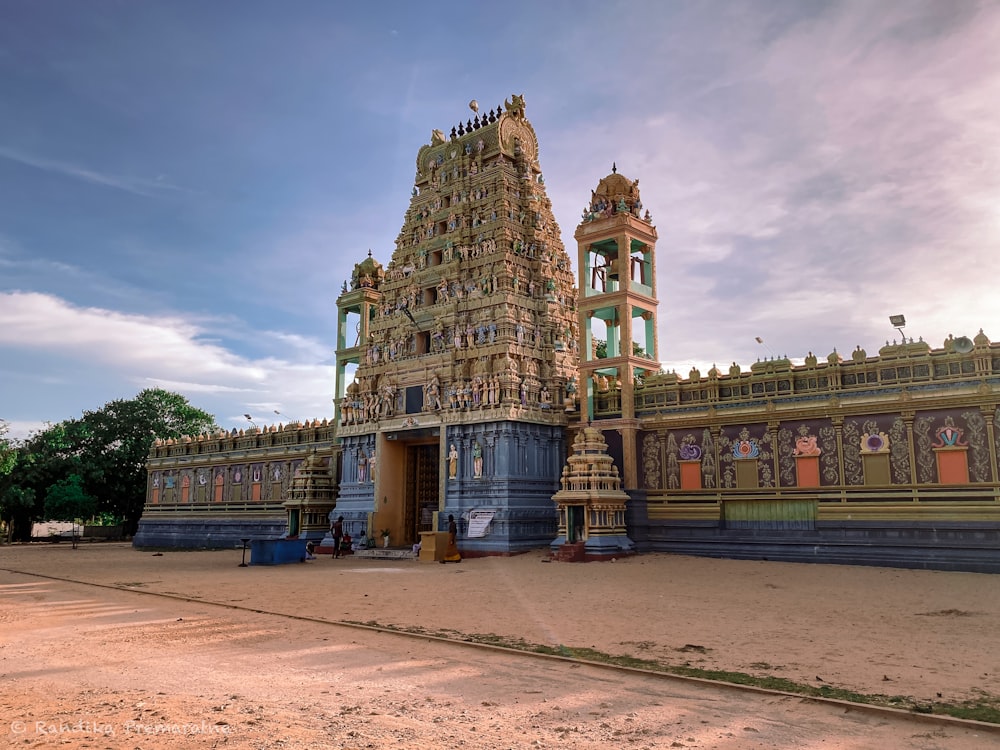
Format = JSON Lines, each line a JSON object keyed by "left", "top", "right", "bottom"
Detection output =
{"left": 79, "top": 389, "right": 216, "bottom": 535}
{"left": 0, "top": 485, "right": 35, "bottom": 544}
{"left": 1, "top": 390, "right": 215, "bottom": 540}
{"left": 44, "top": 474, "right": 96, "bottom": 547}
{"left": 44, "top": 473, "right": 96, "bottom": 522}
{"left": 0, "top": 419, "right": 81, "bottom": 541}
{"left": 0, "top": 419, "right": 15, "bottom": 478}
{"left": 0, "top": 420, "right": 15, "bottom": 541}
{"left": 12, "top": 420, "right": 93, "bottom": 534}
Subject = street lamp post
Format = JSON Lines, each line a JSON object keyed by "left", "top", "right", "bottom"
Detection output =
{"left": 239, "top": 537, "right": 251, "bottom": 567}
{"left": 889, "top": 314, "right": 906, "bottom": 343}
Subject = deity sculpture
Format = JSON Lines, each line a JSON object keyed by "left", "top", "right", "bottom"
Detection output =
{"left": 473, "top": 442, "right": 483, "bottom": 478}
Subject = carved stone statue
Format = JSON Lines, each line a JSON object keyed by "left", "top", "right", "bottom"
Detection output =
{"left": 473, "top": 442, "right": 483, "bottom": 478}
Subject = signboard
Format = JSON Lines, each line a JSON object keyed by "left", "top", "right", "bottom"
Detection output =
{"left": 466, "top": 510, "right": 496, "bottom": 538}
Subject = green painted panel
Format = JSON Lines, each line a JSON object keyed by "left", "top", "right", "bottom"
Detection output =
{"left": 724, "top": 499, "right": 817, "bottom": 529}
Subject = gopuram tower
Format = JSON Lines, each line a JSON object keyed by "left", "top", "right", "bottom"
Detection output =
{"left": 334, "top": 95, "right": 579, "bottom": 554}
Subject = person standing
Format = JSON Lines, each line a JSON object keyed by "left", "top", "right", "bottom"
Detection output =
{"left": 331, "top": 516, "right": 344, "bottom": 559}
{"left": 443, "top": 514, "right": 461, "bottom": 563}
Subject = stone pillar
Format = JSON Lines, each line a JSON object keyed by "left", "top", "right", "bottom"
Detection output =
{"left": 982, "top": 407, "right": 998, "bottom": 483}
{"left": 902, "top": 411, "right": 917, "bottom": 484}
{"left": 619, "top": 422, "right": 639, "bottom": 490}
{"left": 832, "top": 416, "right": 845, "bottom": 487}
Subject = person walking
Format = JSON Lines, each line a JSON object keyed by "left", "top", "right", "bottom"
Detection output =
{"left": 331, "top": 516, "right": 344, "bottom": 559}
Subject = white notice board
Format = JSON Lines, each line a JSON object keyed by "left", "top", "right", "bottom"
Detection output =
{"left": 466, "top": 510, "right": 495, "bottom": 538}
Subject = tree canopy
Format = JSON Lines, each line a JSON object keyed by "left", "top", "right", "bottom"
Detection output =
{"left": 0, "top": 389, "right": 216, "bottom": 540}
{"left": 0, "top": 420, "right": 15, "bottom": 478}
{"left": 44, "top": 474, "right": 96, "bottom": 524}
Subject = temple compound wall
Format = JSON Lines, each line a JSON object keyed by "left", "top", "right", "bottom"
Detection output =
{"left": 611, "top": 335, "right": 1000, "bottom": 571}
{"left": 133, "top": 420, "right": 337, "bottom": 548}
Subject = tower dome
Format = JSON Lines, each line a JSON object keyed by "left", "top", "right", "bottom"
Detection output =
{"left": 350, "top": 250, "right": 385, "bottom": 290}
{"left": 586, "top": 164, "right": 645, "bottom": 220}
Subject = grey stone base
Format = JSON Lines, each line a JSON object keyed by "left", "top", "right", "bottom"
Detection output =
{"left": 635, "top": 520, "right": 1000, "bottom": 573}
{"left": 444, "top": 507, "right": 558, "bottom": 555}
{"left": 132, "top": 517, "right": 287, "bottom": 550}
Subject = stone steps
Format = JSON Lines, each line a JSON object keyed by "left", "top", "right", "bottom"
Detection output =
{"left": 349, "top": 547, "right": 418, "bottom": 561}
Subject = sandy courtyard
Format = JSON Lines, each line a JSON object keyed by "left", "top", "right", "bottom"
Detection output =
{"left": 1, "top": 543, "right": 998, "bottom": 748}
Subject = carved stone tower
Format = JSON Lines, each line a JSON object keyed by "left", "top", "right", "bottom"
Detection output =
{"left": 282, "top": 449, "right": 336, "bottom": 542}
{"left": 574, "top": 167, "right": 659, "bottom": 488}
{"left": 551, "top": 425, "right": 634, "bottom": 560}
{"left": 334, "top": 96, "right": 580, "bottom": 553}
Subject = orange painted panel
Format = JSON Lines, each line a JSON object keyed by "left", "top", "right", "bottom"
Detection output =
{"left": 795, "top": 455, "right": 820, "bottom": 488}
{"left": 679, "top": 460, "right": 702, "bottom": 490}
{"left": 251, "top": 483, "right": 262, "bottom": 502}
{"left": 935, "top": 448, "right": 969, "bottom": 484}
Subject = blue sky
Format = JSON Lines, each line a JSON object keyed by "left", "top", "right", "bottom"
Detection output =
{"left": 2, "top": 1, "right": 999, "bottom": 440}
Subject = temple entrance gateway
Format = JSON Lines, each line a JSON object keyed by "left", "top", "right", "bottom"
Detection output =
{"left": 331, "top": 96, "right": 578, "bottom": 555}
{"left": 374, "top": 429, "right": 440, "bottom": 547}
{"left": 406, "top": 443, "right": 439, "bottom": 545}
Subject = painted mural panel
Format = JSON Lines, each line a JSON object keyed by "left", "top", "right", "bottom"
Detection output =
{"left": 230, "top": 464, "right": 245, "bottom": 504}
{"left": 642, "top": 428, "right": 717, "bottom": 490}
{"left": 959, "top": 410, "right": 990, "bottom": 482}
{"left": 842, "top": 414, "right": 909, "bottom": 485}
{"left": 718, "top": 424, "right": 773, "bottom": 489}
{"left": 776, "top": 420, "right": 839, "bottom": 487}
{"left": 912, "top": 408, "right": 992, "bottom": 483}
{"left": 700, "top": 429, "right": 717, "bottom": 489}
{"left": 664, "top": 432, "right": 678, "bottom": 489}
{"left": 213, "top": 468, "right": 225, "bottom": 502}
{"left": 639, "top": 430, "right": 662, "bottom": 490}
{"left": 195, "top": 468, "right": 209, "bottom": 502}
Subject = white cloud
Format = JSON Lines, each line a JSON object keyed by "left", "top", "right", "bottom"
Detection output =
{"left": 541, "top": 2, "right": 1000, "bottom": 374}
{"left": 0, "top": 291, "right": 336, "bottom": 431}
{"left": 1, "top": 420, "right": 49, "bottom": 442}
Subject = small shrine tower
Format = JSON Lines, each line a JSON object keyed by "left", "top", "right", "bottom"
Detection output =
{"left": 282, "top": 449, "right": 337, "bottom": 542}
{"left": 551, "top": 425, "right": 634, "bottom": 560}
{"left": 574, "top": 166, "right": 659, "bottom": 487}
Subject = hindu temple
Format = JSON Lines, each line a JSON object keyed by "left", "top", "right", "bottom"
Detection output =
{"left": 135, "top": 95, "right": 1000, "bottom": 573}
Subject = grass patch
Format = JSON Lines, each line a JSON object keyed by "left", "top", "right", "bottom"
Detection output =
{"left": 345, "top": 619, "right": 1000, "bottom": 725}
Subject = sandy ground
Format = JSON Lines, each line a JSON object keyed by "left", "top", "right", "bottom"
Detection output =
{"left": 1, "top": 543, "right": 998, "bottom": 749}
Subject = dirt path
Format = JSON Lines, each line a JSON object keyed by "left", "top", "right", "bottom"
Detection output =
{"left": 1, "top": 544, "right": 998, "bottom": 748}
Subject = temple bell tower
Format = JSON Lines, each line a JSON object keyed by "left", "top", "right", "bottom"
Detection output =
{"left": 574, "top": 166, "right": 659, "bottom": 488}
{"left": 334, "top": 252, "right": 384, "bottom": 425}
